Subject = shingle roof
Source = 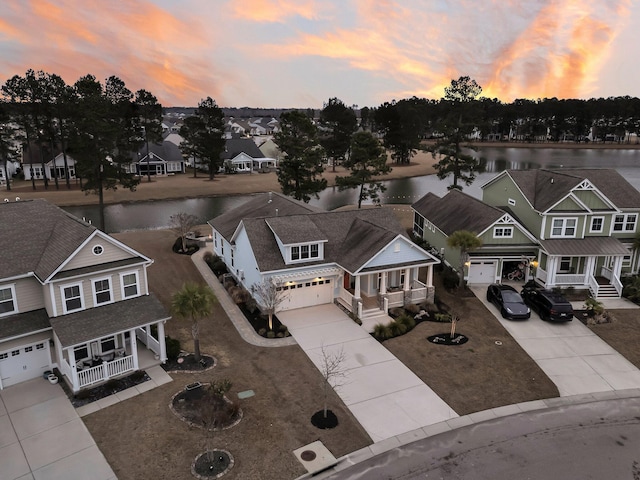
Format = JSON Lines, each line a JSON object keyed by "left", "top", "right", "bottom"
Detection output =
{"left": 208, "top": 192, "right": 321, "bottom": 240}
{"left": 0, "top": 199, "right": 96, "bottom": 281}
{"left": 221, "top": 138, "right": 264, "bottom": 160}
{"left": 0, "top": 309, "right": 51, "bottom": 342}
{"left": 411, "top": 189, "right": 505, "bottom": 235}
{"left": 506, "top": 169, "right": 640, "bottom": 212}
{"left": 265, "top": 216, "right": 327, "bottom": 244}
{"left": 243, "top": 208, "right": 406, "bottom": 273}
{"left": 49, "top": 294, "right": 170, "bottom": 347}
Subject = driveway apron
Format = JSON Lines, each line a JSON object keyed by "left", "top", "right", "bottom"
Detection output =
{"left": 471, "top": 286, "right": 640, "bottom": 396}
{"left": 0, "top": 378, "right": 116, "bottom": 480}
{"left": 278, "top": 304, "right": 458, "bottom": 443}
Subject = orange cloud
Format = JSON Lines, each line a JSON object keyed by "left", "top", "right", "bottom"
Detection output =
{"left": 230, "top": 0, "right": 321, "bottom": 22}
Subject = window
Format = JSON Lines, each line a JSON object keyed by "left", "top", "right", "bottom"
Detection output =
{"left": 508, "top": 198, "right": 516, "bottom": 206}
{"left": 493, "top": 226, "right": 513, "bottom": 238}
{"left": 290, "top": 243, "right": 320, "bottom": 262}
{"left": 551, "top": 218, "right": 577, "bottom": 238}
{"left": 92, "top": 245, "right": 104, "bottom": 255}
{"left": 0, "top": 285, "right": 16, "bottom": 316}
{"left": 36, "top": 343, "right": 44, "bottom": 350}
{"left": 613, "top": 214, "right": 637, "bottom": 232}
{"left": 25, "top": 346, "right": 33, "bottom": 352}
{"left": 623, "top": 255, "right": 632, "bottom": 267}
{"left": 93, "top": 278, "right": 112, "bottom": 305}
{"left": 413, "top": 213, "right": 424, "bottom": 237}
{"left": 62, "top": 284, "right": 83, "bottom": 313}
{"left": 399, "top": 270, "right": 406, "bottom": 286}
{"left": 75, "top": 345, "right": 89, "bottom": 360}
{"left": 0, "top": 353, "right": 7, "bottom": 360}
{"left": 590, "top": 217, "right": 604, "bottom": 233}
{"left": 101, "top": 336, "right": 116, "bottom": 352}
{"left": 121, "top": 272, "right": 139, "bottom": 298}
{"left": 559, "top": 257, "right": 571, "bottom": 272}
{"left": 230, "top": 248, "right": 235, "bottom": 268}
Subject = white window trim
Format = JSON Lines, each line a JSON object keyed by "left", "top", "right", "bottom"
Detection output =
{"left": 289, "top": 243, "right": 321, "bottom": 263}
{"left": 119, "top": 271, "right": 140, "bottom": 299}
{"left": 493, "top": 226, "right": 514, "bottom": 238}
{"left": 612, "top": 213, "right": 638, "bottom": 233}
{"left": 589, "top": 216, "right": 605, "bottom": 233}
{"left": 91, "top": 276, "right": 114, "bottom": 306}
{"left": 60, "top": 282, "right": 85, "bottom": 314}
{"left": 550, "top": 217, "right": 578, "bottom": 238}
{"left": 92, "top": 244, "right": 104, "bottom": 256}
{"left": 0, "top": 284, "right": 17, "bottom": 318}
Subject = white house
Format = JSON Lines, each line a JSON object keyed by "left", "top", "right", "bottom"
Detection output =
{"left": 209, "top": 192, "right": 439, "bottom": 319}
{"left": 22, "top": 153, "right": 76, "bottom": 181}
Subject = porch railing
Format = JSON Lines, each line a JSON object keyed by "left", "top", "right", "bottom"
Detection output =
{"left": 536, "top": 268, "right": 548, "bottom": 284}
{"left": 387, "top": 290, "right": 404, "bottom": 307}
{"left": 600, "top": 266, "right": 613, "bottom": 281}
{"left": 554, "top": 273, "right": 586, "bottom": 285}
{"left": 410, "top": 280, "right": 428, "bottom": 302}
{"left": 136, "top": 327, "right": 161, "bottom": 357}
{"left": 338, "top": 288, "right": 354, "bottom": 310}
{"left": 612, "top": 275, "right": 623, "bottom": 296}
{"left": 588, "top": 275, "right": 599, "bottom": 297}
{"left": 77, "top": 355, "right": 135, "bottom": 389}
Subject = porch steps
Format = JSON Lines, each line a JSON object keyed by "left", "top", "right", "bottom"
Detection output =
{"left": 595, "top": 284, "right": 619, "bottom": 299}
{"left": 361, "top": 311, "right": 394, "bottom": 334}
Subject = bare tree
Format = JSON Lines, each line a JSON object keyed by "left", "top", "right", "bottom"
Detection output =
{"left": 252, "top": 278, "right": 288, "bottom": 331}
{"left": 170, "top": 212, "right": 199, "bottom": 252}
{"left": 318, "top": 345, "right": 348, "bottom": 419}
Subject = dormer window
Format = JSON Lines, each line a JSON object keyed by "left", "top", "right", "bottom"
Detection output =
{"left": 290, "top": 243, "right": 321, "bottom": 262}
{"left": 493, "top": 226, "right": 513, "bottom": 238}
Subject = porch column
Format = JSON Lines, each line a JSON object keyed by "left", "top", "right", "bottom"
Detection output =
{"left": 380, "top": 272, "right": 387, "bottom": 294}
{"left": 547, "top": 257, "right": 558, "bottom": 286}
{"left": 403, "top": 268, "right": 411, "bottom": 290}
{"left": 426, "top": 265, "right": 433, "bottom": 288}
{"left": 145, "top": 325, "right": 152, "bottom": 349}
{"left": 130, "top": 329, "right": 139, "bottom": 370}
{"left": 584, "top": 256, "right": 596, "bottom": 286}
{"left": 354, "top": 275, "right": 361, "bottom": 298}
{"left": 613, "top": 256, "right": 623, "bottom": 279}
{"left": 68, "top": 347, "right": 78, "bottom": 392}
{"left": 157, "top": 321, "right": 167, "bottom": 362}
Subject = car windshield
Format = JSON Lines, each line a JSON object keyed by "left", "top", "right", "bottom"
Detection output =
{"left": 502, "top": 291, "right": 523, "bottom": 303}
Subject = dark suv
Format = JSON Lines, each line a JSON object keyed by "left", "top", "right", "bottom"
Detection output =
{"left": 521, "top": 285, "right": 574, "bottom": 322}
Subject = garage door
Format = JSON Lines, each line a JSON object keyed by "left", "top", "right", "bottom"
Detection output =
{"left": 467, "top": 261, "right": 496, "bottom": 284}
{"left": 280, "top": 278, "right": 333, "bottom": 311}
{"left": 0, "top": 341, "right": 50, "bottom": 388}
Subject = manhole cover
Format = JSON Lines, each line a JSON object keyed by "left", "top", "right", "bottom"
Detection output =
{"left": 300, "top": 450, "right": 317, "bottom": 462}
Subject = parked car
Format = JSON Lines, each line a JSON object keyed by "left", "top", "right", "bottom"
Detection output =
{"left": 521, "top": 285, "right": 574, "bottom": 322}
{"left": 486, "top": 284, "right": 530, "bottom": 320}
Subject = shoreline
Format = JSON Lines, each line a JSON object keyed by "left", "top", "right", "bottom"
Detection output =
{"left": 6, "top": 143, "right": 640, "bottom": 207}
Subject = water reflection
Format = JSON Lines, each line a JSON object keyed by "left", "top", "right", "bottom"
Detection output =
{"left": 64, "top": 147, "right": 640, "bottom": 233}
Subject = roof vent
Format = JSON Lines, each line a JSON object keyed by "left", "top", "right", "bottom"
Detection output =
{"left": 550, "top": 178, "right": 554, "bottom": 184}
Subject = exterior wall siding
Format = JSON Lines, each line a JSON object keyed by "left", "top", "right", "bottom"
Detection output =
{"left": 232, "top": 228, "right": 262, "bottom": 289}
{"left": 544, "top": 214, "right": 587, "bottom": 239}
{"left": 14, "top": 277, "right": 45, "bottom": 313}
{"left": 482, "top": 175, "right": 543, "bottom": 235}
{"left": 550, "top": 196, "right": 583, "bottom": 211}
{"left": 62, "top": 238, "right": 134, "bottom": 271}
{"left": 573, "top": 190, "right": 611, "bottom": 210}
{"left": 363, "top": 238, "right": 429, "bottom": 269}
{"left": 479, "top": 224, "right": 533, "bottom": 246}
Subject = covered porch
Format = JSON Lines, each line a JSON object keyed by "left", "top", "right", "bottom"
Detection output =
{"left": 337, "top": 262, "right": 436, "bottom": 319}
{"left": 534, "top": 237, "right": 630, "bottom": 298}
{"left": 49, "top": 294, "right": 170, "bottom": 392}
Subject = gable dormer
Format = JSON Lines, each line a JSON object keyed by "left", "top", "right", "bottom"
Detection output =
{"left": 265, "top": 216, "right": 327, "bottom": 264}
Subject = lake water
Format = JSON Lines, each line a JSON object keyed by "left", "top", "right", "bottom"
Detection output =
{"left": 64, "top": 147, "right": 640, "bottom": 233}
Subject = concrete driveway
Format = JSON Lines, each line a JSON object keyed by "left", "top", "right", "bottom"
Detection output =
{"left": 0, "top": 378, "right": 115, "bottom": 480}
{"left": 278, "top": 304, "right": 458, "bottom": 443}
{"left": 471, "top": 286, "right": 640, "bottom": 396}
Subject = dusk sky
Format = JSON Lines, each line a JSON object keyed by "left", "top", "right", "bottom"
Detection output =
{"left": 1, "top": 1, "right": 638, "bottom": 108}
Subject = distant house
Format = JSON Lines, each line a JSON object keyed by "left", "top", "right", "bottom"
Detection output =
{"left": 209, "top": 192, "right": 439, "bottom": 318}
{"left": 222, "top": 138, "right": 278, "bottom": 173}
{"left": 0, "top": 199, "right": 170, "bottom": 392}
{"left": 22, "top": 152, "right": 77, "bottom": 182}
{"left": 127, "top": 140, "right": 185, "bottom": 176}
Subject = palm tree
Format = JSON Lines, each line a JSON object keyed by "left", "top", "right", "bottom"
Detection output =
{"left": 447, "top": 230, "right": 483, "bottom": 289}
{"left": 171, "top": 282, "right": 216, "bottom": 362}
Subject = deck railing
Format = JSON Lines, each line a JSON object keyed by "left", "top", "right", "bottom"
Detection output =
{"left": 77, "top": 355, "right": 135, "bottom": 389}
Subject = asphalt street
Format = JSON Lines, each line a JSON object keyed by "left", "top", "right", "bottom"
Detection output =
{"left": 323, "top": 396, "right": 640, "bottom": 480}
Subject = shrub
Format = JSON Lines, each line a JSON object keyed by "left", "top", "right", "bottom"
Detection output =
{"left": 442, "top": 269, "right": 460, "bottom": 290}
{"left": 390, "top": 321, "right": 408, "bottom": 336}
{"left": 583, "top": 298, "right": 605, "bottom": 316}
{"left": 397, "top": 313, "right": 416, "bottom": 330}
{"left": 165, "top": 336, "right": 181, "bottom": 360}
{"left": 405, "top": 303, "right": 420, "bottom": 315}
{"left": 266, "top": 331, "right": 275, "bottom": 339}
{"left": 622, "top": 275, "right": 640, "bottom": 303}
{"left": 230, "top": 286, "right": 251, "bottom": 304}
{"left": 373, "top": 323, "right": 392, "bottom": 341}
{"left": 389, "top": 307, "right": 403, "bottom": 318}
{"left": 433, "top": 313, "right": 452, "bottom": 323}
{"left": 258, "top": 328, "right": 267, "bottom": 337}
{"left": 203, "top": 251, "right": 214, "bottom": 264}
{"left": 209, "top": 378, "right": 232, "bottom": 398}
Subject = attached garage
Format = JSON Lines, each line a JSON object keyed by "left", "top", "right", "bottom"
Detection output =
{"left": 279, "top": 278, "right": 333, "bottom": 311}
{"left": 0, "top": 341, "right": 51, "bottom": 388}
{"left": 467, "top": 260, "right": 497, "bottom": 284}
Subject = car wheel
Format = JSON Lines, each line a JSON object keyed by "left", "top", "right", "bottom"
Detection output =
{"left": 500, "top": 308, "right": 508, "bottom": 319}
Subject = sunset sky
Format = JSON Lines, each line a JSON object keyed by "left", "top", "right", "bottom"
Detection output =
{"left": 1, "top": 0, "right": 638, "bottom": 108}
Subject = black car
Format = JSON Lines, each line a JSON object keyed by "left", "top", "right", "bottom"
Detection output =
{"left": 521, "top": 285, "right": 574, "bottom": 322}
{"left": 486, "top": 284, "right": 530, "bottom": 320}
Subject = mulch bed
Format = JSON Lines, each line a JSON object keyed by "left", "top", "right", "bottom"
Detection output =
{"left": 192, "top": 450, "right": 234, "bottom": 479}
{"left": 171, "top": 385, "right": 242, "bottom": 431}
{"left": 61, "top": 370, "right": 151, "bottom": 408}
{"left": 162, "top": 353, "right": 216, "bottom": 373}
{"left": 311, "top": 409, "right": 339, "bottom": 429}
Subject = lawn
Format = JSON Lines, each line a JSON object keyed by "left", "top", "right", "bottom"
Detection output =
{"left": 587, "top": 309, "right": 640, "bottom": 369}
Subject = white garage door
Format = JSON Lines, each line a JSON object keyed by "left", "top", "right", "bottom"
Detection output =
{"left": 467, "top": 261, "right": 496, "bottom": 284}
{"left": 280, "top": 278, "right": 333, "bottom": 311}
{"left": 0, "top": 341, "right": 50, "bottom": 388}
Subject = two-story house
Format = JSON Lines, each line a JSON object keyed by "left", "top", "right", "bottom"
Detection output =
{"left": 0, "top": 199, "right": 170, "bottom": 391}
{"left": 482, "top": 169, "right": 640, "bottom": 297}
{"left": 209, "top": 192, "right": 439, "bottom": 320}
{"left": 412, "top": 189, "right": 539, "bottom": 284}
